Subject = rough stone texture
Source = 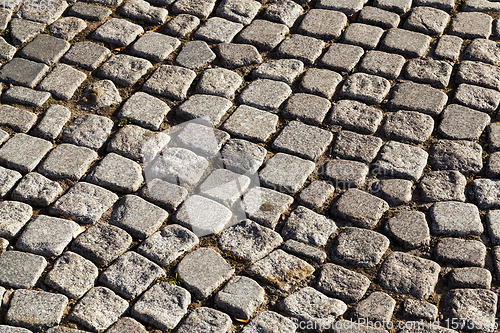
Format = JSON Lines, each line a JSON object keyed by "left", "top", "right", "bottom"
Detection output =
{"left": 351, "top": 292, "right": 395, "bottom": 323}
{"left": 265, "top": 0, "right": 303, "bottom": 27}
{"left": 3, "top": 86, "right": 50, "bottom": 107}
{"left": 359, "top": 50, "right": 405, "bottom": 79}
{"left": 164, "top": 13, "right": 200, "bottom": 37}
{"left": 106, "top": 318, "right": 147, "bottom": 333}
{"left": 334, "top": 227, "right": 389, "bottom": 268}
{"left": 62, "top": 115, "right": 113, "bottom": 150}
{"left": 117, "top": 92, "right": 170, "bottom": 131}
{"left": 217, "top": 0, "right": 260, "bottom": 25}
{"left": 177, "top": 307, "right": 232, "bottom": 333}
{"left": 216, "top": 43, "right": 263, "bottom": 69}
{"left": 435, "top": 35, "right": 463, "bottom": 62}
{"left": 334, "top": 189, "right": 389, "bottom": 229}
{"left": 176, "top": 94, "right": 232, "bottom": 126}
{"left": 215, "top": 276, "right": 265, "bottom": 319}
{"left": 371, "top": 179, "right": 413, "bottom": 207}
{"left": 199, "top": 169, "right": 250, "bottom": 206}
{"left": 381, "top": 110, "right": 434, "bottom": 144}
{"left": 237, "top": 19, "right": 289, "bottom": 51}
{"left": 0, "top": 105, "right": 36, "bottom": 133}
{"left": 298, "top": 9, "right": 347, "bottom": 39}
{"left": 373, "top": 141, "right": 429, "bottom": 181}
{"left": 456, "top": 60, "right": 500, "bottom": 91}
{"left": 316, "top": 0, "right": 366, "bottom": 15}
{"left": 93, "top": 18, "right": 143, "bottom": 46}
{"left": 300, "top": 68, "right": 342, "bottom": 99}
{"left": 385, "top": 211, "right": 430, "bottom": 249}
{"left": 131, "top": 32, "right": 180, "bottom": 62}
{"left": 450, "top": 12, "right": 492, "bottom": 39}
{"left": 241, "top": 311, "right": 296, "bottom": 333}
{"left": 473, "top": 179, "right": 500, "bottom": 209}
{"left": 282, "top": 239, "right": 327, "bottom": 263}
{"left": 197, "top": 67, "right": 242, "bottom": 98}
{"left": 316, "top": 263, "right": 370, "bottom": 303}
{"left": 418, "top": 171, "right": 467, "bottom": 202}
{"left": 32, "top": 105, "right": 71, "bottom": 140}
{"left": 298, "top": 181, "right": 334, "bottom": 209}
{"left": 403, "top": 299, "right": 438, "bottom": 322}
{"left": 38, "top": 144, "right": 98, "bottom": 181}
{"left": 343, "top": 23, "right": 384, "bottom": 50}
{"left": 323, "top": 159, "right": 368, "bottom": 188}
{"left": 388, "top": 81, "right": 448, "bottom": 116}
{"left": 99, "top": 54, "right": 152, "bottom": 87}
{"left": 328, "top": 100, "right": 383, "bottom": 134}
{"left": 0, "top": 167, "right": 21, "bottom": 198}
{"left": 405, "top": 6, "right": 449, "bottom": 36}
{"left": 332, "top": 131, "right": 383, "bottom": 163}
{"left": 0, "top": 251, "right": 47, "bottom": 289}
{"left": 49, "top": 17, "right": 87, "bottom": 40}
{"left": 435, "top": 238, "right": 486, "bottom": 267}
{"left": 239, "top": 79, "right": 291, "bottom": 111}
{"left": 19, "top": 35, "right": 70, "bottom": 66}
{"left": 259, "top": 153, "right": 315, "bottom": 194}
{"left": 381, "top": 28, "right": 431, "bottom": 58}
{"left": 449, "top": 267, "right": 492, "bottom": 289}
{"left": 341, "top": 73, "right": 391, "bottom": 105}
{"left": 141, "top": 178, "right": 189, "bottom": 210}
{"left": 273, "top": 121, "right": 332, "bottom": 160}
{"left": 0, "top": 201, "right": 33, "bottom": 239}
{"left": 81, "top": 80, "right": 122, "bottom": 109}
{"left": 359, "top": 6, "right": 400, "bottom": 29}
{"left": 464, "top": 38, "right": 500, "bottom": 66}
{"left": 319, "top": 43, "right": 364, "bottom": 73}
{"left": 438, "top": 104, "right": 490, "bottom": 140}
{"left": 277, "top": 34, "right": 325, "bottom": 65}
{"left": 454, "top": 83, "right": 500, "bottom": 113}
{"left": 429, "top": 140, "right": 483, "bottom": 175}
{"left": 176, "top": 41, "right": 216, "bottom": 70}
{"left": 11, "top": 172, "right": 62, "bottom": 207}
{"left": 253, "top": 59, "right": 304, "bottom": 85}
{"left": 404, "top": 59, "right": 453, "bottom": 89}
{"left": 144, "top": 65, "right": 195, "bottom": 100}
{"left": 195, "top": 17, "right": 243, "bottom": 43}
{"left": 177, "top": 122, "right": 229, "bottom": 156}
{"left": 0, "top": 133, "right": 52, "bottom": 173}
{"left": 62, "top": 42, "right": 110, "bottom": 70}
{"left": 86, "top": 153, "right": 143, "bottom": 193}
{"left": 430, "top": 202, "right": 483, "bottom": 237}
{"left": 240, "top": 186, "right": 293, "bottom": 229}
{"left": 222, "top": 105, "right": 278, "bottom": 142}
{"left": 172, "top": 0, "right": 216, "bottom": 18}
{"left": 282, "top": 206, "right": 337, "bottom": 247}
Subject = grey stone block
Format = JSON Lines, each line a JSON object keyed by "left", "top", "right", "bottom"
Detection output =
{"left": 327, "top": 100, "right": 383, "bottom": 134}
{"left": 38, "top": 144, "right": 97, "bottom": 181}
{"left": 86, "top": 153, "right": 143, "bottom": 193}
{"left": 382, "top": 110, "right": 434, "bottom": 144}
{"left": 71, "top": 287, "right": 128, "bottom": 331}
{"left": 177, "top": 307, "right": 231, "bottom": 333}
{"left": 0, "top": 133, "right": 52, "bottom": 173}
{"left": 374, "top": 0, "right": 411, "bottom": 14}
{"left": 140, "top": 178, "right": 188, "bottom": 210}
{"left": 277, "top": 34, "right": 325, "bottom": 65}
{"left": 449, "top": 267, "right": 492, "bottom": 289}
{"left": 379, "top": 252, "right": 440, "bottom": 299}
{"left": 298, "top": 9, "right": 347, "bottom": 39}
{"left": 259, "top": 153, "right": 315, "bottom": 194}
{"left": 282, "top": 239, "right": 327, "bottom": 263}
{"left": 316, "top": 0, "right": 366, "bottom": 15}
{"left": 464, "top": 38, "right": 500, "bottom": 66}
{"left": 199, "top": 169, "right": 250, "bottom": 206}
{"left": 215, "top": 276, "right": 265, "bottom": 319}
{"left": 239, "top": 79, "right": 291, "bottom": 111}
{"left": 281, "top": 93, "right": 330, "bottom": 126}
{"left": 62, "top": 42, "right": 110, "bottom": 70}
{"left": 282, "top": 206, "right": 336, "bottom": 247}
{"left": 175, "top": 41, "right": 215, "bottom": 70}
{"left": 0, "top": 167, "right": 21, "bottom": 198}
{"left": 435, "top": 35, "right": 463, "bottom": 62}
{"left": 45, "top": 326, "right": 93, "bottom": 333}
{"left": 487, "top": 210, "right": 500, "bottom": 245}
{"left": 341, "top": 72, "right": 390, "bottom": 105}
{"left": 387, "top": 81, "right": 448, "bottom": 116}
{"left": 240, "top": 186, "right": 293, "bottom": 229}
{"left": 439, "top": 104, "right": 490, "bottom": 140}
{"left": 403, "top": 299, "right": 438, "bottom": 322}
{"left": 374, "top": 141, "right": 428, "bottom": 181}
{"left": 49, "top": 17, "right": 87, "bottom": 40}
{"left": 381, "top": 28, "right": 432, "bottom": 58}
{"left": 0, "top": 58, "right": 49, "bottom": 89}
{"left": 266, "top": 0, "right": 303, "bottom": 27}
{"left": 456, "top": 60, "right": 500, "bottom": 91}
{"left": 99, "top": 54, "right": 152, "bottom": 87}
{"left": 217, "top": 0, "right": 260, "bottom": 25}
{"left": 81, "top": 80, "right": 121, "bottom": 109}
{"left": 38, "top": 63, "right": 87, "bottom": 100}
{"left": 358, "top": 6, "right": 400, "bottom": 29}
{"left": 177, "top": 122, "right": 229, "bottom": 156}
{"left": 435, "top": 238, "right": 486, "bottom": 267}
{"left": 385, "top": 211, "right": 430, "bottom": 249}
{"left": 19, "top": 35, "right": 69, "bottom": 66}
{"left": 405, "top": 7, "right": 449, "bottom": 35}
{"left": 215, "top": 42, "right": 263, "bottom": 69}
{"left": 10, "top": 18, "right": 45, "bottom": 46}
{"left": 130, "top": 32, "right": 179, "bottom": 63}
{"left": 107, "top": 318, "right": 146, "bottom": 333}
{"left": 419, "top": 170, "right": 466, "bottom": 202}
{"left": 237, "top": 19, "right": 288, "bottom": 51}
{"left": 0, "top": 105, "right": 37, "bottom": 133}
{"left": 273, "top": 121, "right": 332, "bottom": 160}
{"left": 334, "top": 227, "right": 389, "bottom": 268}
{"left": 71, "top": 223, "right": 132, "bottom": 267}
{"left": 300, "top": 68, "right": 342, "bottom": 99}
{"left": 172, "top": 0, "right": 216, "bottom": 18}
{"left": 194, "top": 17, "right": 243, "bottom": 43}
{"left": 93, "top": 18, "right": 143, "bottom": 46}
{"left": 176, "top": 94, "right": 232, "bottom": 126}
{"left": 253, "top": 59, "right": 303, "bottom": 85}
{"left": 164, "top": 13, "right": 199, "bottom": 38}
{"left": 45, "top": 251, "right": 98, "bottom": 299}
{"left": 3, "top": 86, "right": 49, "bottom": 107}
{"left": 68, "top": 2, "right": 112, "bottom": 21}
{"left": 137, "top": 224, "right": 198, "bottom": 267}
{"left": 221, "top": 138, "right": 267, "bottom": 174}
{"left": 351, "top": 292, "right": 395, "bottom": 323}
{"left": 473, "top": 179, "right": 500, "bottom": 209}
{"left": 298, "top": 181, "right": 334, "bottom": 209}
{"left": 143, "top": 65, "right": 195, "bottom": 100}
{"left": 334, "top": 188, "right": 389, "bottom": 229}
{"left": 120, "top": 0, "right": 167, "bottom": 25}
{"left": 32, "top": 105, "right": 70, "bottom": 140}
{"left": 117, "top": 92, "right": 169, "bottom": 131}
{"left": 429, "top": 140, "right": 482, "bottom": 175}
{"left": 17, "top": 0, "right": 68, "bottom": 24}
{"left": 415, "top": 0, "right": 454, "bottom": 10}
{"left": 316, "top": 263, "right": 370, "bottom": 303}
{"left": 0, "top": 9, "right": 12, "bottom": 31}
{"left": 450, "top": 12, "right": 492, "bottom": 39}
{"left": 241, "top": 311, "right": 296, "bottom": 333}
{"left": 6, "top": 289, "right": 68, "bottom": 331}
{"left": 454, "top": 83, "right": 500, "bottom": 113}
{"left": 323, "top": 159, "right": 369, "bottom": 189}
{"left": 247, "top": 249, "right": 314, "bottom": 291}
{"left": 222, "top": 105, "right": 278, "bottom": 142}
{"left": 110, "top": 195, "right": 168, "bottom": 239}
{"left": 197, "top": 68, "right": 242, "bottom": 99}
{"left": 0, "top": 201, "right": 32, "bottom": 239}
{"left": 0, "top": 251, "right": 46, "bottom": 289}
{"left": 332, "top": 130, "right": 383, "bottom": 163}
{"left": 430, "top": 202, "right": 483, "bottom": 237}
{"left": 0, "top": 37, "right": 15, "bottom": 61}
{"left": 359, "top": 50, "right": 405, "bottom": 80}
{"left": 62, "top": 114, "right": 113, "bottom": 150}
{"left": 404, "top": 59, "right": 453, "bottom": 89}
{"left": 343, "top": 23, "right": 384, "bottom": 50}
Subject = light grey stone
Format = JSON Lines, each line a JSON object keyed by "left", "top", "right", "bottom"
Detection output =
{"left": 298, "top": 181, "right": 334, "bottom": 209}
{"left": 316, "top": 0, "right": 366, "bottom": 15}
{"left": 334, "top": 188, "right": 389, "bottom": 229}
{"left": 449, "top": 267, "right": 492, "bottom": 289}
{"left": 175, "top": 40, "right": 215, "bottom": 70}
{"left": 464, "top": 38, "right": 500, "bottom": 66}
{"left": 381, "top": 110, "right": 434, "bottom": 144}
{"left": 38, "top": 63, "right": 87, "bottom": 100}
{"left": 405, "top": 6, "right": 449, "bottom": 35}
{"left": 299, "top": 68, "right": 342, "bottom": 99}
{"left": 332, "top": 130, "right": 382, "bottom": 163}
{"left": 32, "top": 105, "right": 71, "bottom": 140}
{"left": 435, "top": 34, "right": 463, "bottom": 61}
{"left": 86, "top": 153, "right": 143, "bottom": 193}
{"left": 38, "top": 144, "right": 98, "bottom": 181}
{"left": 454, "top": 83, "right": 500, "bottom": 113}
{"left": 172, "top": 0, "right": 216, "bottom": 18}
{"left": 3, "top": 86, "right": 49, "bottom": 107}
{"left": 239, "top": 79, "right": 291, "bottom": 111}
{"left": 323, "top": 159, "right": 369, "bottom": 189}
{"left": 450, "top": 12, "right": 492, "bottom": 39}
{"left": 429, "top": 140, "right": 483, "bottom": 175}
{"left": 176, "top": 122, "right": 230, "bottom": 156}
{"left": 143, "top": 65, "right": 196, "bottom": 100}
{"left": 385, "top": 211, "right": 430, "bottom": 249}
{"left": 19, "top": 34, "right": 70, "bottom": 66}
{"left": 341, "top": 72, "right": 390, "bottom": 104}
{"left": 281, "top": 93, "right": 330, "bottom": 126}
{"left": 237, "top": 19, "right": 289, "bottom": 51}
{"left": 215, "top": 276, "right": 265, "bottom": 319}
{"left": 221, "top": 138, "right": 266, "bottom": 174}
{"left": 276, "top": 34, "right": 325, "bottom": 65}
{"left": 93, "top": 18, "right": 143, "bottom": 46}
{"left": 17, "top": 0, "right": 67, "bottom": 24}
{"left": 358, "top": 50, "right": 405, "bottom": 79}
{"left": 0, "top": 201, "right": 32, "bottom": 239}
{"left": 387, "top": 81, "right": 448, "bottom": 116}
{"left": 282, "top": 239, "right": 327, "bottom": 263}
{"left": 403, "top": 299, "right": 438, "bottom": 322}
{"left": 241, "top": 311, "right": 296, "bottom": 333}
{"left": 45, "top": 251, "right": 98, "bottom": 299}
{"left": 456, "top": 60, "right": 500, "bottom": 91}
{"left": 343, "top": 23, "right": 384, "bottom": 50}
{"left": 199, "top": 169, "right": 250, "bottom": 206}
{"left": 419, "top": 171, "right": 466, "bottom": 202}
{"left": 99, "top": 54, "right": 152, "bottom": 87}
{"left": 215, "top": 42, "right": 263, "bottom": 69}
{"left": 62, "top": 42, "right": 110, "bottom": 71}
{"left": 473, "top": 179, "right": 500, "bottom": 209}
{"left": 334, "top": 227, "right": 389, "bottom": 268}
{"left": 282, "top": 206, "right": 336, "bottom": 247}
{"left": 0, "top": 166, "right": 21, "bottom": 198}
{"left": 45, "top": 326, "right": 93, "bottom": 333}
{"left": 439, "top": 104, "right": 490, "bottom": 140}
{"left": 414, "top": 0, "right": 454, "bottom": 10}
{"left": 196, "top": 68, "right": 242, "bottom": 99}
{"left": 217, "top": 0, "right": 259, "bottom": 25}
{"left": 0, "top": 105, "right": 37, "bottom": 133}
{"left": 176, "top": 94, "right": 232, "bottom": 126}
{"left": 464, "top": 0, "right": 500, "bottom": 11}
{"left": 327, "top": 100, "right": 383, "bottom": 134}
{"left": 381, "top": 28, "right": 432, "bottom": 57}
{"left": 164, "top": 13, "right": 200, "bottom": 38}
{"left": 315, "top": 263, "right": 370, "bottom": 303}
{"left": 106, "top": 318, "right": 146, "bottom": 333}
{"left": 374, "top": 0, "right": 412, "bottom": 13}
{"left": 194, "top": 17, "right": 243, "bottom": 43}
{"left": 120, "top": 0, "right": 167, "bottom": 25}
{"left": 435, "top": 238, "right": 486, "bottom": 267}
{"left": 140, "top": 178, "right": 188, "bottom": 210}
{"left": 49, "top": 17, "right": 87, "bottom": 40}
{"left": 298, "top": 8, "right": 347, "bottom": 39}
{"left": 253, "top": 59, "right": 303, "bottom": 85}
{"left": 374, "top": 141, "right": 428, "bottom": 181}
{"left": 430, "top": 202, "right": 483, "bottom": 237}
{"left": 259, "top": 153, "right": 315, "bottom": 194}
{"left": 358, "top": 6, "right": 400, "bottom": 29}
{"left": 351, "top": 292, "right": 395, "bottom": 323}
{"left": 489, "top": 123, "right": 500, "bottom": 152}
{"left": 404, "top": 58, "right": 453, "bottom": 89}
{"left": 177, "top": 307, "right": 231, "bottom": 333}
{"left": 130, "top": 31, "right": 179, "bottom": 63}
{"left": 265, "top": 0, "right": 303, "bottom": 27}
{"left": 0, "top": 251, "right": 46, "bottom": 289}
{"left": 9, "top": 18, "right": 45, "bottom": 46}
{"left": 62, "top": 114, "right": 113, "bottom": 150}
{"left": 81, "top": 80, "right": 121, "bottom": 109}
{"left": 222, "top": 105, "right": 278, "bottom": 142}
{"left": 0, "top": 133, "right": 52, "bottom": 173}
{"left": 117, "top": 92, "right": 169, "bottom": 131}
{"left": 67, "top": 2, "right": 112, "bottom": 21}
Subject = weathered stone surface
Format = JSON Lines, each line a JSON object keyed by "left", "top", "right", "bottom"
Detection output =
{"left": 216, "top": 0, "right": 260, "bottom": 25}
{"left": 351, "top": 292, "right": 395, "bottom": 323}
{"left": 62, "top": 114, "right": 113, "bottom": 150}
{"left": 86, "top": 153, "right": 143, "bottom": 193}
{"left": 374, "top": 141, "right": 428, "bottom": 181}
{"left": 298, "top": 181, "right": 334, "bottom": 209}
{"left": 222, "top": 105, "right": 278, "bottom": 142}
{"left": 140, "top": 178, "right": 189, "bottom": 210}
{"left": 359, "top": 50, "right": 405, "bottom": 79}
{"left": 300, "top": 68, "right": 342, "bottom": 99}
{"left": 283, "top": 206, "right": 336, "bottom": 247}
{"left": 215, "top": 276, "right": 265, "bottom": 319}
{"left": 0, "top": 201, "right": 32, "bottom": 239}
{"left": 177, "top": 307, "right": 232, "bottom": 333}
{"left": 93, "top": 18, "right": 143, "bottom": 46}
{"left": 239, "top": 79, "right": 291, "bottom": 111}
{"left": 265, "top": 0, "right": 303, "bottom": 27}
{"left": 99, "top": 54, "right": 152, "bottom": 87}
{"left": 435, "top": 35, "right": 463, "bottom": 62}
{"left": 429, "top": 140, "right": 483, "bottom": 175}
{"left": 253, "top": 59, "right": 304, "bottom": 85}
{"left": 403, "top": 299, "right": 438, "bottom": 322}
{"left": 341, "top": 73, "right": 390, "bottom": 105}
{"left": 176, "top": 40, "right": 215, "bottom": 70}
{"left": 240, "top": 186, "right": 293, "bottom": 229}
{"left": 131, "top": 32, "right": 179, "bottom": 62}
{"left": 323, "top": 159, "right": 368, "bottom": 189}
{"left": 276, "top": 34, "right": 325, "bottom": 65}
{"left": 371, "top": 179, "right": 412, "bottom": 207}
{"left": 385, "top": 211, "right": 430, "bottom": 249}
{"left": 0, "top": 133, "right": 52, "bottom": 173}
{"left": 241, "top": 311, "right": 296, "bottom": 333}
{"left": 381, "top": 110, "right": 434, "bottom": 144}
{"left": 381, "top": 28, "right": 431, "bottom": 58}
{"left": 0, "top": 251, "right": 47, "bottom": 289}
{"left": 404, "top": 58, "right": 453, "bottom": 89}
{"left": 334, "top": 227, "right": 389, "bottom": 268}
{"left": 332, "top": 131, "right": 383, "bottom": 163}
{"left": 298, "top": 9, "right": 347, "bottom": 39}
{"left": 11, "top": 172, "right": 62, "bottom": 207}
{"left": 259, "top": 153, "right": 315, "bottom": 194}
{"left": 62, "top": 42, "right": 110, "bottom": 70}
{"left": 319, "top": 43, "right": 364, "bottom": 73}
{"left": 215, "top": 43, "right": 262, "bottom": 69}
{"left": 418, "top": 171, "right": 467, "bottom": 202}
{"left": 282, "top": 239, "right": 327, "bottom": 264}
{"left": 0, "top": 167, "right": 21, "bottom": 198}
{"left": 39, "top": 144, "right": 97, "bottom": 182}
{"left": 388, "top": 81, "right": 448, "bottom": 116}
{"left": 32, "top": 105, "right": 71, "bottom": 140}
{"left": 327, "top": 100, "right": 383, "bottom": 134}
{"left": 435, "top": 238, "right": 486, "bottom": 267}
{"left": 237, "top": 19, "right": 288, "bottom": 51}
{"left": 449, "top": 267, "right": 492, "bottom": 289}
{"left": 473, "top": 179, "right": 500, "bottom": 209}
{"left": 316, "top": 263, "right": 371, "bottom": 303}
{"left": 106, "top": 318, "right": 147, "bottom": 333}
{"left": 405, "top": 6, "right": 449, "bottom": 35}
{"left": 334, "top": 189, "right": 389, "bottom": 229}
{"left": 430, "top": 202, "right": 483, "bottom": 237}
{"left": 176, "top": 94, "right": 232, "bottom": 126}
{"left": 454, "top": 83, "right": 500, "bottom": 113}
{"left": 450, "top": 12, "right": 492, "bottom": 39}
{"left": 197, "top": 67, "right": 243, "bottom": 98}
{"left": 438, "top": 104, "right": 490, "bottom": 140}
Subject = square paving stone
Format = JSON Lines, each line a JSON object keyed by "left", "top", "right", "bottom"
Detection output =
{"left": 45, "top": 251, "right": 98, "bottom": 299}
{"left": 247, "top": 249, "right": 314, "bottom": 291}
{"left": 71, "top": 287, "right": 129, "bottom": 331}
{"left": 86, "top": 153, "right": 143, "bottom": 193}
{"left": 142, "top": 65, "right": 196, "bottom": 100}
{"left": 199, "top": 169, "right": 250, "bottom": 206}
{"left": 450, "top": 12, "right": 492, "bottom": 39}
{"left": 1, "top": 326, "right": 53, "bottom": 333}
{"left": 176, "top": 247, "right": 233, "bottom": 299}
{"left": 15, "top": 215, "right": 78, "bottom": 257}
{"left": 381, "top": 28, "right": 432, "bottom": 58}
{"left": 418, "top": 170, "right": 467, "bottom": 202}
{"left": 405, "top": 7, "right": 450, "bottom": 36}
{"left": 107, "top": 125, "right": 169, "bottom": 162}
{"left": 429, "top": 140, "right": 483, "bottom": 175}
{"left": 194, "top": 17, "right": 243, "bottom": 43}
{"left": 283, "top": 287, "right": 347, "bottom": 329}
{"left": 100, "top": 251, "right": 163, "bottom": 299}
{"left": 457, "top": 60, "right": 500, "bottom": 91}
{"left": 415, "top": 0, "right": 454, "bottom": 10}
{"left": 299, "top": 68, "right": 342, "bottom": 99}
{"left": 6, "top": 289, "right": 68, "bottom": 332}
{"left": 117, "top": 92, "right": 170, "bottom": 130}
{"left": 67, "top": 2, "right": 112, "bottom": 21}
{"left": 281, "top": 93, "right": 331, "bottom": 126}
{"left": 222, "top": 105, "right": 278, "bottom": 143}
{"left": 241, "top": 311, "right": 296, "bottom": 333}
{"left": 0, "top": 251, "right": 46, "bottom": 289}
{"left": 351, "top": 292, "right": 395, "bottom": 323}
{"left": 371, "top": 178, "right": 412, "bottom": 208}
{"left": 316, "top": 0, "right": 366, "bottom": 15}
{"left": 10, "top": 18, "right": 45, "bottom": 46}
{"left": 333, "top": 188, "right": 389, "bottom": 229}
{"left": 237, "top": 19, "right": 289, "bottom": 51}
{"left": 332, "top": 130, "right": 383, "bottom": 163}
{"left": 374, "top": 141, "right": 428, "bottom": 181}
{"left": 239, "top": 79, "right": 291, "bottom": 111}
{"left": 177, "top": 307, "right": 231, "bottom": 333}
{"left": 0, "top": 105, "right": 37, "bottom": 133}
{"left": 0, "top": 167, "right": 21, "bottom": 198}
{"left": 215, "top": 276, "right": 265, "bottom": 320}
{"left": 38, "top": 144, "right": 98, "bottom": 181}
{"left": 385, "top": 211, "right": 430, "bottom": 249}
{"left": 48, "top": 17, "right": 87, "bottom": 41}
{"left": 240, "top": 186, "right": 293, "bottom": 229}
{"left": 343, "top": 23, "right": 384, "bottom": 50}
{"left": 404, "top": 59, "right": 453, "bottom": 89}
{"left": 282, "top": 206, "right": 337, "bottom": 247}
{"left": 106, "top": 318, "right": 146, "bottom": 333}
{"left": 110, "top": 195, "right": 167, "bottom": 239}
{"left": 131, "top": 283, "right": 190, "bottom": 330}
{"left": 443, "top": 289, "right": 497, "bottom": 332}
{"left": 217, "top": 0, "right": 260, "bottom": 25}
{"left": 454, "top": 83, "right": 500, "bottom": 113}
{"left": 320, "top": 42, "right": 364, "bottom": 74}
{"left": 277, "top": 34, "right": 325, "bottom": 65}
{"left": 334, "top": 227, "right": 389, "bottom": 268}
{"left": 387, "top": 81, "right": 448, "bottom": 116}
{"left": 176, "top": 122, "right": 229, "bottom": 157}
{"left": 17, "top": 0, "right": 68, "bottom": 24}
{"left": 359, "top": 50, "right": 405, "bottom": 80}
{"left": 176, "top": 94, "right": 233, "bottom": 126}
{"left": 172, "top": 0, "right": 216, "bottom": 17}
{"left": 81, "top": 80, "right": 122, "bottom": 109}
{"left": 435, "top": 34, "right": 462, "bottom": 62}
{"left": 273, "top": 121, "right": 333, "bottom": 161}
{"left": 282, "top": 239, "right": 327, "bottom": 263}
{"left": 174, "top": 195, "right": 232, "bottom": 237}
{"left": 358, "top": 6, "right": 400, "bottom": 29}
{"left": 99, "top": 54, "right": 152, "bottom": 87}
{"left": 196, "top": 68, "right": 243, "bottom": 99}
{"left": 62, "top": 42, "right": 110, "bottom": 70}
{"left": 315, "top": 263, "right": 370, "bottom": 303}
{"left": 19, "top": 34, "right": 70, "bottom": 66}
{"left": 50, "top": 182, "right": 118, "bottom": 225}
{"left": 265, "top": 0, "right": 303, "bottom": 28}
{"left": 327, "top": 100, "right": 383, "bottom": 134}
{"left": 298, "top": 180, "right": 334, "bottom": 209}
{"left": 379, "top": 252, "right": 441, "bottom": 299}
{"left": 260, "top": 153, "right": 315, "bottom": 194}
{"left": 438, "top": 104, "right": 490, "bottom": 140}
{"left": 403, "top": 300, "right": 438, "bottom": 322}
{"left": 430, "top": 202, "right": 483, "bottom": 237}
{"left": 62, "top": 115, "right": 113, "bottom": 150}
{"left": 137, "top": 224, "right": 198, "bottom": 267}
{"left": 215, "top": 43, "right": 263, "bottom": 69}
{"left": 0, "top": 58, "right": 49, "bottom": 89}
{"left": 341, "top": 73, "right": 391, "bottom": 105}
{"left": 0, "top": 134, "right": 52, "bottom": 173}
{"left": 298, "top": 9, "right": 347, "bottom": 39}
{"left": 11, "top": 172, "right": 61, "bottom": 207}
{"left": 449, "top": 267, "right": 492, "bottom": 289}
{"left": 381, "top": 110, "right": 434, "bottom": 144}
{"left": 435, "top": 238, "right": 486, "bottom": 267}
{"left": 120, "top": 0, "right": 168, "bottom": 25}
{"left": 175, "top": 40, "right": 215, "bottom": 70}
{"left": 252, "top": 59, "right": 304, "bottom": 84}
{"left": 464, "top": 38, "right": 500, "bottom": 66}
{"left": 32, "top": 104, "right": 70, "bottom": 139}
{"left": 219, "top": 219, "right": 283, "bottom": 261}
{"left": 374, "top": 0, "right": 412, "bottom": 13}
{"left": 38, "top": 64, "right": 87, "bottom": 100}
{"left": 0, "top": 201, "right": 32, "bottom": 239}
{"left": 93, "top": 18, "right": 143, "bottom": 46}
{"left": 71, "top": 223, "right": 132, "bottom": 267}
{"left": 488, "top": 210, "right": 500, "bottom": 245}
{"left": 3, "top": 86, "right": 50, "bottom": 107}
{"left": 473, "top": 179, "right": 500, "bottom": 209}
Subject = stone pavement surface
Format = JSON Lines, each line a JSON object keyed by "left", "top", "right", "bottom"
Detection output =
{"left": 2, "top": 0, "right": 500, "bottom": 332}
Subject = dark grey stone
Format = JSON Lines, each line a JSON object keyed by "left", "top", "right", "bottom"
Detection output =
{"left": 315, "top": 263, "right": 370, "bottom": 303}
{"left": 333, "top": 188, "right": 389, "bottom": 229}
{"left": 19, "top": 34, "right": 69, "bottom": 66}
{"left": 298, "top": 9, "right": 347, "bottom": 39}
{"left": 429, "top": 140, "right": 483, "bottom": 175}
{"left": 67, "top": 2, "right": 112, "bottom": 21}
{"left": 49, "top": 17, "right": 87, "bottom": 40}
{"left": 385, "top": 211, "right": 430, "bottom": 249}
{"left": 0, "top": 58, "right": 49, "bottom": 89}
{"left": 281, "top": 93, "right": 330, "bottom": 126}
{"left": 276, "top": 34, "right": 325, "bottom": 65}
{"left": 172, "top": 0, "right": 216, "bottom": 18}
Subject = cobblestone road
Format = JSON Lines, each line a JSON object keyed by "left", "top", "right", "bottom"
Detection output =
{"left": 1, "top": 0, "right": 500, "bottom": 332}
